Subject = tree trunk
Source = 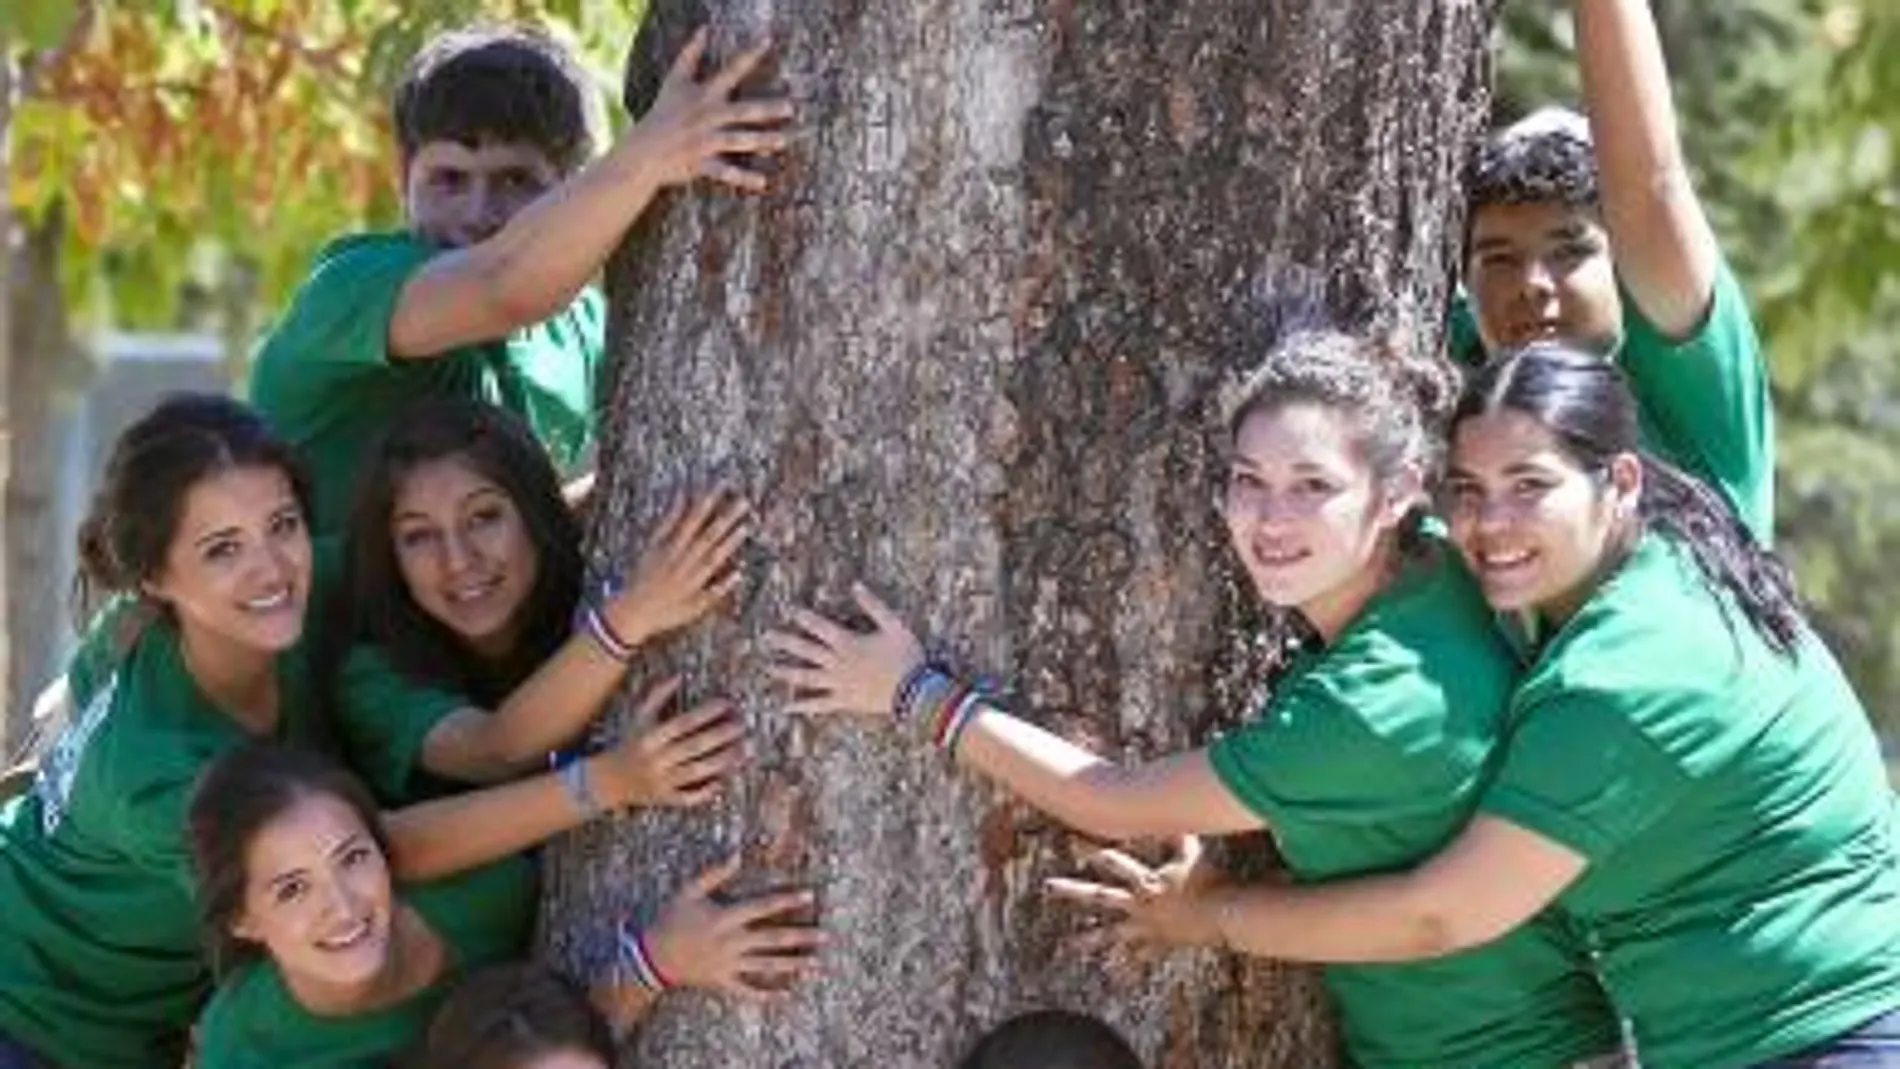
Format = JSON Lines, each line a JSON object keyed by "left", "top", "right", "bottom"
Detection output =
{"left": 1, "top": 43, "right": 16, "bottom": 758}
{"left": 545, "top": 3, "right": 1497, "bottom": 1066}
{"left": 4, "top": 212, "right": 75, "bottom": 746}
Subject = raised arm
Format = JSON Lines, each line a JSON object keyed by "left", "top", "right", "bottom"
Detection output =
{"left": 1574, "top": 0, "right": 1719, "bottom": 336}
{"left": 765, "top": 585, "right": 1264, "bottom": 841}
{"left": 388, "top": 30, "right": 795, "bottom": 359}
{"left": 419, "top": 492, "right": 749, "bottom": 783}
{"left": 1050, "top": 816, "right": 1585, "bottom": 963}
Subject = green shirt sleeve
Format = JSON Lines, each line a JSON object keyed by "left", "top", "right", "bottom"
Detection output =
{"left": 1619, "top": 259, "right": 1775, "bottom": 541}
{"left": 249, "top": 234, "right": 437, "bottom": 429}
{"left": 1480, "top": 690, "right": 1694, "bottom": 861}
{"left": 335, "top": 646, "right": 469, "bottom": 806}
{"left": 1209, "top": 675, "right": 1411, "bottom": 832}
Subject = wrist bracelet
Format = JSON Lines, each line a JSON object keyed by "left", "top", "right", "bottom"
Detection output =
{"left": 578, "top": 602, "right": 638, "bottom": 663}
{"left": 559, "top": 756, "right": 605, "bottom": 819}
{"left": 892, "top": 660, "right": 940, "bottom": 721}
{"left": 615, "top": 917, "right": 673, "bottom": 994}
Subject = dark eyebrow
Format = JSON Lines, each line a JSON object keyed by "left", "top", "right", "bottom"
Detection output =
{"left": 329, "top": 833, "right": 368, "bottom": 860}
{"left": 193, "top": 526, "right": 242, "bottom": 550}
{"left": 1471, "top": 235, "right": 1515, "bottom": 254}
{"left": 266, "top": 866, "right": 308, "bottom": 891}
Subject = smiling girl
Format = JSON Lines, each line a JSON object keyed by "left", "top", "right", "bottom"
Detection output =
{"left": 1062, "top": 343, "right": 1900, "bottom": 1069}
{"left": 0, "top": 395, "right": 746, "bottom": 1069}
{"left": 321, "top": 399, "right": 748, "bottom": 818}
{"left": 188, "top": 744, "right": 818, "bottom": 1068}
{"left": 763, "top": 333, "right": 1618, "bottom": 1068}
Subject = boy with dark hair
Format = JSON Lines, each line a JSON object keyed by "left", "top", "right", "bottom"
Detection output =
{"left": 955, "top": 1010, "right": 1144, "bottom": 1069}
{"left": 250, "top": 25, "right": 791, "bottom": 530}
{"left": 1452, "top": 0, "right": 1773, "bottom": 540}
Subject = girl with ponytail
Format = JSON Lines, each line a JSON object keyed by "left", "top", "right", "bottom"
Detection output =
{"left": 1049, "top": 342, "right": 1900, "bottom": 1069}
{"left": 759, "top": 331, "right": 1621, "bottom": 1068}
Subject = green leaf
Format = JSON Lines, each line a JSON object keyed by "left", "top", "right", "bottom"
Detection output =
{"left": 2, "top": 0, "right": 81, "bottom": 50}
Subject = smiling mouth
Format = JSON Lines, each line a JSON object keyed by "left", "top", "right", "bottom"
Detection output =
{"left": 1252, "top": 544, "right": 1310, "bottom": 568}
{"left": 315, "top": 918, "right": 375, "bottom": 952}
{"left": 1475, "top": 546, "right": 1537, "bottom": 577}
{"left": 446, "top": 576, "right": 504, "bottom": 605}
{"left": 241, "top": 588, "right": 294, "bottom": 612}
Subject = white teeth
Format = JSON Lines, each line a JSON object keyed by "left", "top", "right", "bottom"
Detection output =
{"left": 1481, "top": 549, "right": 1534, "bottom": 569}
{"left": 243, "top": 589, "right": 291, "bottom": 611}
{"left": 1254, "top": 545, "right": 1305, "bottom": 567}
{"left": 317, "top": 919, "right": 372, "bottom": 951}
{"left": 447, "top": 577, "right": 501, "bottom": 604}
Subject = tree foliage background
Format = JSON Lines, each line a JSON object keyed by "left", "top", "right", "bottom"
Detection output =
{"left": 3, "top": 0, "right": 1898, "bottom": 725}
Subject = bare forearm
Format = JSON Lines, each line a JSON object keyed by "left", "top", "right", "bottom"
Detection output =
{"left": 956, "top": 712, "right": 1173, "bottom": 841}
{"left": 382, "top": 763, "right": 594, "bottom": 880}
{"left": 1208, "top": 875, "right": 1472, "bottom": 964}
{"left": 461, "top": 147, "right": 662, "bottom": 327}
{"left": 436, "top": 640, "right": 627, "bottom": 781}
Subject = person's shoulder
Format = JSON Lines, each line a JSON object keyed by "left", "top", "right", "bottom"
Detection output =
{"left": 307, "top": 230, "right": 436, "bottom": 276}
{"left": 196, "top": 960, "right": 297, "bottom": 1067}
{"left": 406, "top": 854, "right": 538, "bottom": 965}
{"left": 1342, "top": 544, "right": 1514, "bottom": 679}
{"left": 1521, "top": 537, "right": 1734, "bottom": 712}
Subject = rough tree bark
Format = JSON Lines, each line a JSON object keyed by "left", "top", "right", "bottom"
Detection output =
{"left": 545, "top": 3, "right": 1497, "bottom": 1066}
{"left": 5, "top": 216, "right": 75, "bottom": 741}
{"left": 1, "top": 43, "right": 15, "bottom": 756}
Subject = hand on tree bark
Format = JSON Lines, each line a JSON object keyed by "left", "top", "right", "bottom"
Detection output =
{"left": 618, "top": 27, "right": 797, "bottom": 195}
{"left": 605, "top": 489, "right": 752, "bottom": 646}
{"left": 595, "top": 676, "right": 747, "bottom": 808}
{"left": 1045, "top": 838, "right": 1231, "bottom": 949}
{"left": 763, "top": 583, "right": 925, "bottom": 719}
{"left": 644, "top": 856, "right": 825, "bottom": 999}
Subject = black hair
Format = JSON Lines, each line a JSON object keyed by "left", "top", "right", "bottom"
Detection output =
{"left": 1456, "top": 342, "right": 1802, "bottom": 654}
{"left": 72, "top": 392, "right": 311, "bottom": 630}
{"left": 1466, "top": 108, "right": 1601, "bottom": 217}
{"left": 325, "top": 399, "right": 583, "bottom": 708}
{"left": 186, "top": 742, "right": 390, "bottom": 977}
{"left": 956, "top": 1010, "right": 1144, "bottom": 1069}
{"left": 393, "top": 25, "right": 597, "bottom": 173}
{"left": 413, "top": 963, "right": 614, "bottom": 1069}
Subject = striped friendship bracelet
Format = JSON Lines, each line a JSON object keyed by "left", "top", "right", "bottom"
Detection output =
{"left": 931, "top": 685, "right": 987, "bottom": 753}
{"left": 615, "top": 918, "right": 674, "bottom": 994}
{"left": 897, "top": 665, "right": 989, "bottom": 755}
{"left": 578, "top": 602, "right": 638, "bottom": 663}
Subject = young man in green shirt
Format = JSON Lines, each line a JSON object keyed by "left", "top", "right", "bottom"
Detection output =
{"left": 249, "top": 26, "right": 793, "bottom": 531}
{"left": 1451, "top": 0, "right": 1774, "bottom": 541}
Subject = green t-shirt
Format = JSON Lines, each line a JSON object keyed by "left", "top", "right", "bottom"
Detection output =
{"left": 335, "top": 644, "right": 472, "bottom": 806}
{"left": 194, "top": 854, "right": 537, "bottom": 1069}
{"left": 1209, "top": 546, "right": 1616, "bottom": 1069}
{"left": 1480, "top": 533, "right": 1900, "bottom": 1069}
{"left": 1448, "top": 259, "right": 1774, "bottom": 542}
{"left": 248, "top": 230, "right": 603, "bottom": 532}
{"left": 0, "top": 622, "right": 326, "bottom": 1069}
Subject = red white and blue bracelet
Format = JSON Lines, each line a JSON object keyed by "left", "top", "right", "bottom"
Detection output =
{"left": 615, "top": 916, "right": 674, "bottom": 995}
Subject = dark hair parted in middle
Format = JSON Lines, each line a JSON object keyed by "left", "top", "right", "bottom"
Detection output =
{"left": 186, "top": 742, "right": 389, "bottom": 976}
{"left": 1456, "top": 342, "right": 1802, "bottom": 654}
{"left": 414, "top": 962, "right": 614, "bottom": 1069}
{"left": 393, "top": 24, "right": 597, "bottom": 173}
{"left": 71, "top": 392, "right": 311, "bottom": 628}
{"left": 331, "top": 398, "right": 583, "bottom": 707}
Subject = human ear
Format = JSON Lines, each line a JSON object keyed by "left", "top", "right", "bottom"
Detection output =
{"left": 1607, "top": 453, "right": 1643, "bottom": 516}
